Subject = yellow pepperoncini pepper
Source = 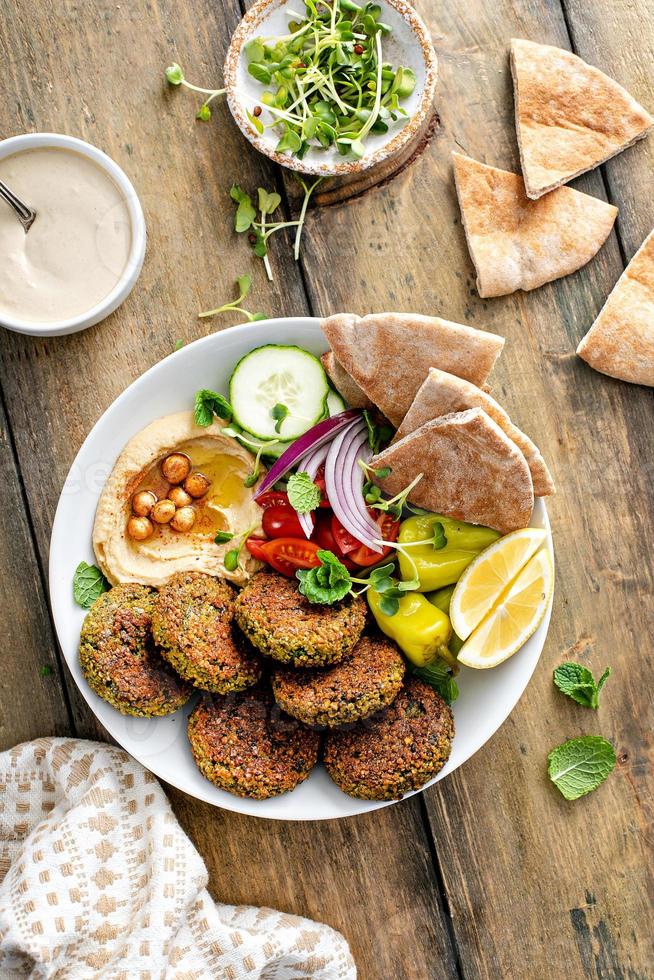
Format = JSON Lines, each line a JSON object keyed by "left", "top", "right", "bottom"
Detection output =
{"left": 368, "top": 587, "right": 452, "bottom": 667}
{"left": 398, "top": 515, "right": 500, "bottom": 592}
{"left": 426, "top": 585, "right": 463, "bottom": 658}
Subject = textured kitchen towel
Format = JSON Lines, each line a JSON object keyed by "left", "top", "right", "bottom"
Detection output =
{"left": 0, "top": 738, "right": 356, "bottom": 979}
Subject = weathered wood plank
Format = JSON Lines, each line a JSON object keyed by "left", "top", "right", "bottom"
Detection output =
{"left": 0, "top": 397, "right": 71, "bottom": 747}
{"left": 292, "top": 0, "right": 653, "bottom": 976}
{"left": 0, "top": 1, "right": 459, "bottom": 976}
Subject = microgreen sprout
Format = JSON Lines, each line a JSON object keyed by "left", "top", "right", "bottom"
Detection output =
{"left": 244, "top": 440, "right": 276, "bottom": 488}
{"left": 271, "top": 403, "right": 289, "bottom": 433}
{"left": 223, "top": 521, "right": 259, "bottom": 572}
{"left": 165, "top": 63, "right": 227, "bottom": 121}
{"left": 199, "top": 274, "right": 267, "bottom": 322}
{"left": 237, "top": 0, "right": 416, "bottom": 160}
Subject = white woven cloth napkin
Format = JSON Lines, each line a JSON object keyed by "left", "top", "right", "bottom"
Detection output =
{"left": 0, "top": 738, "right": 356, "bottom": 979}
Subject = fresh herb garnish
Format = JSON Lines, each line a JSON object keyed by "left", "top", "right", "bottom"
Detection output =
{"left": 199, "top": 274, "right": 267, "bottom": 323}
{"left": 174, "top": 339, "right": 184, "bottom": 352}
{"left": 165, "top": 62, "right": 227, "bottom": 121}
{"left": 431, "top": 522, "right": 447, "bottom": 550}
{"left": 241, "top": 1, "right": 415, "bottom": 161}
{"left": 214, "top": 530, "right": 234, "bottom": 544}
{"left": 223, "top": 522, "right": 259, "bottom": 573}
{"left": 547, "top": 736, "right": 616, "bottom": 800}
{"left": 230, "top": 178, "right": 323, "bottom": 280}
{"left": 553, "top": 662, "right": 611, "bottom": 710}
{"left": 363, "top": 409, "right": 395, "bottom": 454}
{"left": 194, "top": 389, "right": 233, "bottom": 427}
{"left": 367, "top": 562, "right": 414, "bottom": 616}
{"left": 411, "top": 660, "right": 459, "bottom": 705}
{"left": 287, "top": 471, "right": 322, "bottom": 513}
{"left": 297, "top": 549, "right": 353, "bottom": 604}
{"left": 39, "top": 665, "right": 54, "bottom": 678}
{"left": 271, "top": 402, "right": 289, "bottom": 433}
{"left": 73, "top": 561, "right": 109, "bottom": 609}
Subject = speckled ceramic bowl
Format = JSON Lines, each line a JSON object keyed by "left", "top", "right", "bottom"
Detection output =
{"left": 224, "top": 0, "right": 437, "bottom": 176}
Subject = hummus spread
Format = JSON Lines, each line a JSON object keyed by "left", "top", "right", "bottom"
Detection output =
{"left": 93, "top": 411, "right": 263, "bottom": 587}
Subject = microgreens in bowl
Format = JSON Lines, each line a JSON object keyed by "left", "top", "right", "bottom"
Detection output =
{"left": 241, "top": 0, "right": 416, "bottom": 160}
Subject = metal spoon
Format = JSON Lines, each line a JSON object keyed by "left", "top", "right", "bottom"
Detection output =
{"left": 0, "top": 178, "right": 37, "bottom": 232}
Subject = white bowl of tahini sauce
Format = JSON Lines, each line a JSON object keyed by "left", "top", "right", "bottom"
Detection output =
{"left": 0, "top": 133, "right": 146, "bottom": 336}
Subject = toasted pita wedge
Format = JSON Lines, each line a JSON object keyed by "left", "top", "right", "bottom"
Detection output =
{"left": 321, "top": 312, "right": 505, "bottom": 426}
{"left": 394, "top": 368, "right": 555, "bottom": 496}
{"left": 577, "top": 228, "right": 654, "bottom": 386}
{"left": 453, "top": 153, "right": 617, "bottom": 298}
{"left": 370, "top": 408, "right": 534, "bottom": 534}
{"left": 321, "top": 351, "right": 374, "bottom": 409}
{"left": 511, "top": 39, "right": 654, "bottom": 200}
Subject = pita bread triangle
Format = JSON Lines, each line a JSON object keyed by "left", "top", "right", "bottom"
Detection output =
{"left": 320, "top": 312, "right": 505, "bottom": 426}
{"left": 577, "top": 227, "right": 654, "bottom": 386}
{"left": 511, "top": 39, "right": 654, "bottom": 200}
{"left": 370, "top": 408, "right": 534, "bottom": 534}
{"left": 394, "top": 367, "right": 555, "bottom": 496}
{"left": 320, "top": 351, "right": 373, "bottom": 409}
{"left": 452, "top": 152, "right": 617, "bottom": 298}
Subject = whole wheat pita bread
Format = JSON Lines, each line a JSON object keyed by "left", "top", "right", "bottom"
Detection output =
{"left": 394, "top": 368, "right": 555, "bottom": 496}
{"left": 320, "top": 352, "right": 374, "bottom": 409}
{"left": 370, "top": 408, "right": 534, "bottom": 534}
{"left": 577, "top": 227, "right": 654, "bottom": 386}
{"left": 321, "top": 312, "right": 505, "bottom": 426}
{"left": 511, "top": 39, "right": 654, "bottom": 200}
{"left": 452, "top": 152, "right": 618, "bottom": 298}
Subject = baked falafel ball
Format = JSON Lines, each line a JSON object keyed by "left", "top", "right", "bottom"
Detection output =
{"left": 80, "top": 583, "right": 191, "bottom": 717}
{"left": 187, "top": 688, "right": 320, "bottom": 798}
{"left": 323, "top": 677, "right": 454, "bottom": 800}
{"left": 272, "top": 635, "right": 405, "bottom": 728}
{"left": 151, "top": 571, "right": 262, "bottom": 694}
{"left": 234, "top": 571, "right": 366, "bottom": 668}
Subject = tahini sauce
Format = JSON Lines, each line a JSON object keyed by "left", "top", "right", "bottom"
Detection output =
{"left": 0, "top": 147, "right": 132, "bottom": 323}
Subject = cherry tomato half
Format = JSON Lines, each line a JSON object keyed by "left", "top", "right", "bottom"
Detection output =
{"left": 314, "top": 464, "right": 331, "bottom": 508}
{"left": 262, "top": 504, "right": 308, "bottom": 539}
{"left": 260, "top": 537, "right": 322, "bottom": 577}
{"left": 256, "top": 490, "right": 291, "bottom": 510}
{"left": 332, "top": 510, "right": 400, "bottom": 567}
{"left": 311, "top": 513, "right": 357, "bottom": 570}
{"left": 245, "top": 537, "right": 269, "bottom": 561}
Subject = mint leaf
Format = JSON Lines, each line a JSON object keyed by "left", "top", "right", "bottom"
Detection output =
{"left": 194, "top": 389, "right": 232, "bottom": 427}
{"left": 553, "top": 662, "right": 611, "bottom": 710}
{"left": 547, "top": 736, "right": 616, "bottom": 800}
{"left": 297, "top": 550, "right": 352, "bottom": 604}
{"left": 287, "top": 471, "right": 322, "bottom": 514}
{"left": 73, "top": 561, "right": 109, "bottom": 609}
{"left": 412, "top": 660, "right": 459, "bottom": 705}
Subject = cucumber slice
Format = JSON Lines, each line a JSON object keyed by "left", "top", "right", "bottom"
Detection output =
{"left": 236, "top": 432, "right": 293, "bottom": 460}
{"left": 230, "top": 345, "right": 329, "bottom": 440}
{"left": 326, "top": 388, "right": 347, "bottom": 415}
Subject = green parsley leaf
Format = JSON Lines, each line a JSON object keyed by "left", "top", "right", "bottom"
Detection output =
{"left": 553, "top": 662, "right": 611, "bottom": 710}
{"left": 73, "top": 561, "right": 109, "bottom": 609}
{"left": 194, "top": 389, "right": 232, "bottom": 427}
{"left": 39, "top": 665, "right": 53, "bottom": 678}
{"left": 412, "top": 660, "right": 459, "bottom": 705}
{"left": 432, "top": 522, "right": 447, "bottom": 550}
{"left": 297, "top": 550, "right": 352, "bottom": 604}
{"left": 547, "top": 736, "right": 616, "bottom": 800}
{"left": 165, "top": 63, "right": 184, "bottom": 85}
{"left": 214, "top": 531, "right": 234, "bottom": 544}
{"left": 270, "top": 402, "right": 289, "bottom": 434}
{"left": 287, "top": 471, "right": 322, "bottom": 514}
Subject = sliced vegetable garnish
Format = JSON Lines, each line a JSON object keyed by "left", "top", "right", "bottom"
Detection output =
{"left": 324, "top": 418, "right": 382, "bottom": 552}
{"left": 254, "top": 409, "right": 359, "bottom": 497}
{"left": 260, "top": 537, "right": 322, "bottom": 577}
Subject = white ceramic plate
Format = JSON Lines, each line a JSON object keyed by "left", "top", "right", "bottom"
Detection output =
{"left": 49, "top": 317, "right": 554, "bottom": 821}
{"left": 223, "top": 0, "right": 438, "bottom": 176}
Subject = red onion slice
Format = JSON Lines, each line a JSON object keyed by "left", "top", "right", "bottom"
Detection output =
{"left": 325, "top": 420, "right": 382, "bottom": 552}
{"left": 296, "top": 443, "right": 330, "bottom": 539}
{"left": 254, "top": 409, "right": 359, "bottom": 499}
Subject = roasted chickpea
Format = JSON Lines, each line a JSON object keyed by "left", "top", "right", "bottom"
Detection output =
{"left": 171, "top": 506, "right": 196, "bottom": 532}
{"left": 168, "top": 485, "right": 192, "bottom": 508}
{"left": 127, "top": 516, "right": 154, "bottom": 541}
{"left": 183, "top": 471, "right": 211, "bottom": 498}
{"left": 151, "top": 499, "right": 176, "bottom": 524}
{"left": 161, "top": 452, "right": 191, "bottom": 484}
{"left": 132, "top": 490, "right": 157, "bottom": 517}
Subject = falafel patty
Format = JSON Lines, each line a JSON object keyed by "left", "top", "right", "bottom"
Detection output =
{"left": 187, "top": 688, "right": 320, "bottom": 798}
{"left": 323, "top": 677, "right": 454, "bottom": 800}
{"left": 151, "top": 571, "right": 262, "bottom": 694}
{"left": 234, "top": 571, "right": 366, "bottom": 667}
{"left": 80, "top": 583, "right": 191, "bottom": 717}
{"left": 272, "top": 635, "right": 405, "bottom": 728}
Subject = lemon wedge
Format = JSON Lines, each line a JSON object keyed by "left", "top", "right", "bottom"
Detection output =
{"left": 450, "top": 528, "right": 548, "bottom": 641}
{"left": 457, "top": 548, "right": 553, "bottom": 669}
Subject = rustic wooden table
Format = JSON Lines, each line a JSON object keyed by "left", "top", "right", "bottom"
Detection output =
{"left": 2, "top": 0, "right": 652, "bottom": 976}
